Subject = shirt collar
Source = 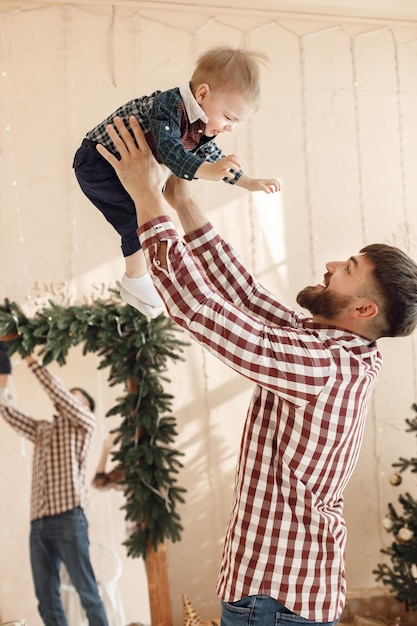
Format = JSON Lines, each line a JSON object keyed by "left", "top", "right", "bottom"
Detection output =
{"left": 179, "top": 82, "right": 208, "bottom": 124}
{"left": 305, "top": 319, "right": 379, "bottom": 353}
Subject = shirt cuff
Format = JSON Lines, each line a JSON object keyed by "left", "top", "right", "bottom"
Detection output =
{"left": 138, "top": 215, "right": 222, "bottom": 265}
{"left": 223, "top": 168, "right": 243, "bottom": 185}
{"left": 138, "top": 215, "right": 178, "bottom": 249}
{"left": 138, "top": 215, "right": 222, "bottom": 252}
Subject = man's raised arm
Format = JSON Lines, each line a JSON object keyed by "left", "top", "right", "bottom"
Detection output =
{"left": 96, "top": 115, "right": 209, "bottom": 237}
{"left": 96, "top": 115, "right": 167, "bottom": 226}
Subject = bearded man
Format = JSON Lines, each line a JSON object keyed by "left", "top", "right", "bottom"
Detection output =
{"left": 97, "top": 115, "right": 417, "bottom": 626}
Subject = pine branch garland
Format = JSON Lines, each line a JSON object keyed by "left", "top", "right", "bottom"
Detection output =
{"left": 0, "top": 295, "right": 188, "bottom": 559}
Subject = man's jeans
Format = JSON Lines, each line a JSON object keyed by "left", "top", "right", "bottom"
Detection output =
{"left": 30, "top": 507, "right": 108, "bottom": 626}
{"left": 221, "top": 595, "right": 340, "bottom": 626}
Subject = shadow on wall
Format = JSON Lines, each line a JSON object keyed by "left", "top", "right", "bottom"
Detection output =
{"left": 167, "top": 346, "right": 255, "bottom": 623}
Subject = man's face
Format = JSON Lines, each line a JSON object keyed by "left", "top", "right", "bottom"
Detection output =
{"left": 297, "top": 284, "right": 355, "bottom": 318}
{"left": 296, "top": 254, "right": 373, "bottom": 318}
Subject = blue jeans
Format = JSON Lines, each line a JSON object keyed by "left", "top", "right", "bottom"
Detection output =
{"left": 30, "top": 507, "right": 108, "bottom": 626}
{"left": 221, "top": 595, "right": 340, "bottom": 626}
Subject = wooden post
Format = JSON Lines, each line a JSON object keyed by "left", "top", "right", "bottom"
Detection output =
{"left": 127, "top": 377, "right": 173, "bottom": 626}
{"left": 145, "top": 541, "right": 173, "bottom": 626}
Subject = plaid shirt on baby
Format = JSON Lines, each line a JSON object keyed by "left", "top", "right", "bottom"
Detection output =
{"left": 86, "top": 83, "right": 242, "bottom": 184}
{"left": 0, "top": 363, "right": 96, "bottom": 521}
{"left": 139, "top": 216, "right": 383, "bottom": 623}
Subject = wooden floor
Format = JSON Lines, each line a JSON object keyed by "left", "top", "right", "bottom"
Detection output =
{"left": 340, "top": 589, "right": 415, "bottom": 626}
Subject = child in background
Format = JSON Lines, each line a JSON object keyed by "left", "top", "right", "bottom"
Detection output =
{"left": 73, "top": 45, "right": 280, "bottom": 317}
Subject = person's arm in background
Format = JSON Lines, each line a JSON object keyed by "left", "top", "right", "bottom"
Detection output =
{"left": 27, "top": 357, "right": 95, "bottom": 433}
{"left": 0, "top": 351, "right": 39, "bottom": 442}
{"left": 92, "top": 433, "right": 123, "bottom": 490}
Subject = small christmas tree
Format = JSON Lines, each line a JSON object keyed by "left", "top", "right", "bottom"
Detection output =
{"left": 373, "top": 403, "right": 417, "bottom": 611}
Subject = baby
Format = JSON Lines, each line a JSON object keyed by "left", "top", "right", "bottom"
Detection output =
{"left": 73, "top": 45, "right": 279, "bottom": 317}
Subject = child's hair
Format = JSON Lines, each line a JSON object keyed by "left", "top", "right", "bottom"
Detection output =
{"left": 190, "top": 45, "right": 268, "bottom": 110}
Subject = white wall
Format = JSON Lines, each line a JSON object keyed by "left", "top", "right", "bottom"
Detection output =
{"left": 1, "top": 1, "right": 417, "bottom": 624}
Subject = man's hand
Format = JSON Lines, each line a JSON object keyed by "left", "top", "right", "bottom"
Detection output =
{"left": 96, "top": 116, "right": 168, "bottom": 224}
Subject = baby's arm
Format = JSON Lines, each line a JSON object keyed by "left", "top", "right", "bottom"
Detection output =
{"left": 235, "top": 173, "right": 280, "bottom": 194}
{"left": 194, "top": 154, "right": 244, "bottom": 182}
{"left": 194, "top": 142, "right": 279, "bottom": 190}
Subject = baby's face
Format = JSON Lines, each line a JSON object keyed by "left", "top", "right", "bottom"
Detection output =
{"left": 197, "top": 87, "right": 253, "bottom": 137}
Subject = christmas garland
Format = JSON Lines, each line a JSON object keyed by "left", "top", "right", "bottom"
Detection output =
{"left": 0, "top": 295, "right": 188, "bottom": 559}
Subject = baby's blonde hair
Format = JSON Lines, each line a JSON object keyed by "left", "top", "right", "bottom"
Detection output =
{"left": 190, "top": 45, "right": 268, "bottom": 110}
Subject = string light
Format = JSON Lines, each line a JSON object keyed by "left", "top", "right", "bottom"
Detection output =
{"left": 298, "top": 32, "right": 317, "bottom": 281}
{"left": 0, "top": 31, "right": 32, "bottom": 304}
{"left": 64, "top": 4, "right": 78, "bottom": 306}
{"left": 349, "top": 31, "right": 368, "bottom": 245}
{"left": 389, "top": 27, "right": 417, "bottom": 402}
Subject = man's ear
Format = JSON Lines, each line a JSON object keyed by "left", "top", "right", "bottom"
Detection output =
{"left": 194, "top": 83, "right": 210, "bottom": 104}
{"left": 352, "top": 298, "right": 379, "bottom": 320}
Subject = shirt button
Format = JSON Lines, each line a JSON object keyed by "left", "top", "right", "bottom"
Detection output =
{"left": 164, "top": 125, "right": 170, "bottom": 131}
{"left": 198, "top": 129, "right": 203, "bottom": 133}
{"left": 184, "top": 174, "right": 189, "bottom": 179}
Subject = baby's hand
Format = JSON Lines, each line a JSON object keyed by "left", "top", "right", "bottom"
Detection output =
{"left": 196, "top": 154, "right": 244, "bottom": 182}
{"left": 251, "top": 178, "right": 280, "bottom": 194}
{"left": 235, "top": 174, "right": 280, "bottom": 194}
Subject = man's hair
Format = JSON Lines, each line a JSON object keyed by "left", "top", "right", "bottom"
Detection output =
{"left": 190, "top": 45, "right": 268, "bottom": 110}
{"left": 361, "top": 243, "right": 417, "bottom": 338}
{"left": 71, "top": 387, "right": 96, "bottom": 413}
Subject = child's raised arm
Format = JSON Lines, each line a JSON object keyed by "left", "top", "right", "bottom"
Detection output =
{"left": 235, "top": 173, "right": 280, "bottom": 194}
{"left": 194, "top": 154, "right": 244, "bottom": 182}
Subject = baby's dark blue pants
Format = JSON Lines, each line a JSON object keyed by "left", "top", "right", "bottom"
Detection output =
{"left": 73, "top": 139, "right": 141, "bottom": 257}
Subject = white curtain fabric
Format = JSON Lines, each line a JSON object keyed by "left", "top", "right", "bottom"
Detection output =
{"left": 60, "top": 583, "right": 126, "bottom": 626}
{"left": 60, "top": 543, "right": 126, "bottom": 626}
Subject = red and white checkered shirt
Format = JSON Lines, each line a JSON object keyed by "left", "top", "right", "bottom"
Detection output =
{"left": 0, "top": 362, "right": 96, "bottom": 521}
{"left": 140, "top": 217, "right": 383, "bottom": 623}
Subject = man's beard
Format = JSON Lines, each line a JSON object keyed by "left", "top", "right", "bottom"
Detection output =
{"left": 296, "top": 285, "right": 354, "bottom": 318}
